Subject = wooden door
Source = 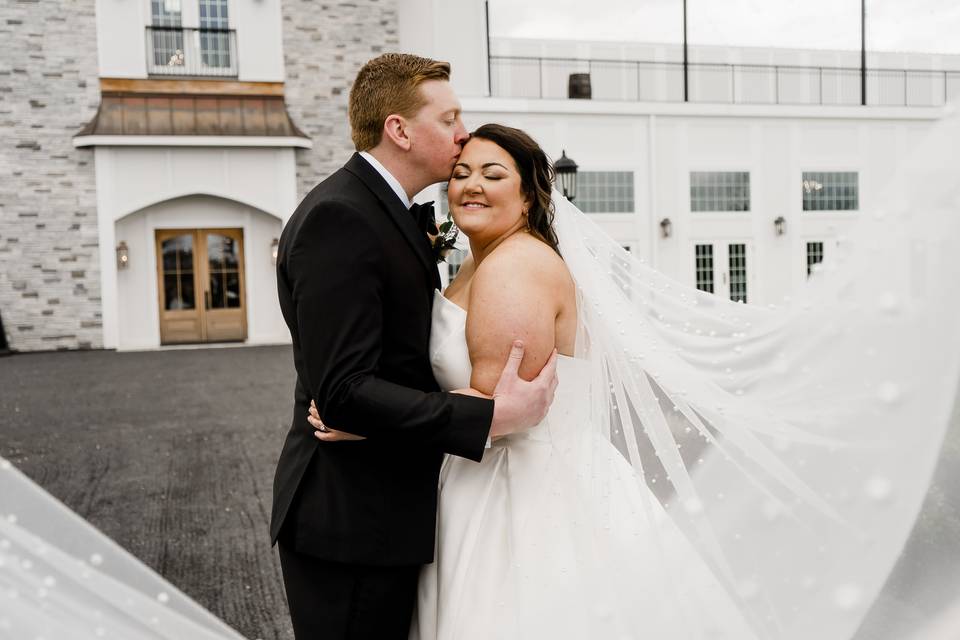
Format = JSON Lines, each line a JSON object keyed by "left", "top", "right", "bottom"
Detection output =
{"left": 200, "top": 228, "right": 246, "bottom": 342}
{"left": 156, "top": 228, "right": 246, "bottom": 345}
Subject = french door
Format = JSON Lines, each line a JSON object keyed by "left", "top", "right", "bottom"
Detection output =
{"left": 694, "top": 241, "right": 751, "bottom": 303}
{"left": 156, "top": 228, "right": 246, "bottom": 344}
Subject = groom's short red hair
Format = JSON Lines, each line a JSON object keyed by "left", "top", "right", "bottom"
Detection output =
{"left": 349, "top": 53, "right": 451, "bottom": 151}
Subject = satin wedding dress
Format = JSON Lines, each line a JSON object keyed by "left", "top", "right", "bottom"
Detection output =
{"left": 411, "top": 290, "right": 759, "bottom": 639}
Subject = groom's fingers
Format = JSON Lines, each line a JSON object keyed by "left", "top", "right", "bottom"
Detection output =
{"left": 314, "top": 428, "right": 367, "bottom": 442}
{"left": 499, "top": 340, "right": 525, "bottom": 380}
{"left": 537, "top": 348, "right": 559, "bottom": 388}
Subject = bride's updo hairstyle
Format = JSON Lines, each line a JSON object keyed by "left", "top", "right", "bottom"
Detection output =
{"left": 470, "top": 124, "right": 560, "bottom": 255}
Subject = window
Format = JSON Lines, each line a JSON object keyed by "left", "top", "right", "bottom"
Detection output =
{"left": 199, "top": 0, "right": 229, "bottom": 29}
{"left": 151, "top": 0, "right": 184, "bottom": 67}
{"left": 199, "top": 0, "right": 231, "bottom": 68}
{"left": 438, "top": 183, "right": 449, "bottom": 217}
{"left": 695, "top": 244, "right": 714, "bottom": 293}
{"left": 690, "top": 172, "right": 750, "bottom": 212}
{"left": 577, "top": 171, "right": 634, "bottom": 213}
{"left": 151, "top": 0, "right": 182, "bottom": 26}
{"left": 802, "top": 172, "right": 858, "bottom": 211}
{"left": 806, "top": 241, "right": 824, "bottom": 277}
{"left": 446, "top": 248, "right": 468, "bottom": 282}
{"left": 728, "top": 243, "right": 747, "bottom": 303}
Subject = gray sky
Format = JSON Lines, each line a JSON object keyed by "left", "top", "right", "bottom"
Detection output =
{"left": 488, "top": 0, "right": 960, "bottom": 54}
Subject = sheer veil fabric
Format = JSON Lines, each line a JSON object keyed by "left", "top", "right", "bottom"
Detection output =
{"left": 553, "top": 108, "right": 960, "bottom": 639}
{"left": 0, "top": 458, "right": 247, "bottom": 639}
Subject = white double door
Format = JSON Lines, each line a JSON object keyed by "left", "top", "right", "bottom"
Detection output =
{"left": 693, "top": 241, "right": 752, "bottom": 303}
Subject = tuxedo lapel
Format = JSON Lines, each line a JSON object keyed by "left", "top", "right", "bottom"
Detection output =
{"left": 344, "top": 154, "right": 441, "bottom": 290}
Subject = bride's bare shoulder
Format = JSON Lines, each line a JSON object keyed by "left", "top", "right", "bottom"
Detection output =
{"left": 474, "top": 233, "right": 571, "bottom": 290}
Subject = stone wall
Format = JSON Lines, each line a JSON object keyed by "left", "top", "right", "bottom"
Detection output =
{"left": 280, "top": 0, "right": 400, "bottom": 200}
{"left": 0, "top": 0, "right": 102, "bottom": 351}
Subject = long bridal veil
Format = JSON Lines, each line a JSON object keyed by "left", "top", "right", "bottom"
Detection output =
{"left": 0, "top": 458, "right": 246, "bottom": 639}
{"left": 553, "top": 109, "right": 960, "bottom": 639}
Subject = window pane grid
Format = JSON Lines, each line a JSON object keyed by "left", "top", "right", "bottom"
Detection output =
{"left": 802, "top": 171, "right": 859, "bottom": 211}
{"left": 806, "top": 241, "right": 824, "bottom": 277}
{"left": 161, "top": 235, "right": 195, "bottom": 311}
{"left": 199, "top": 0, "right": 231, "bottom": 68}
{"left": 578, "top": 171, "right": 634, "bottom": 213}
{"left": 728, "top": 243, "right": 748, "bottom": 303}
{"left": 151, "top": 0, "right": 182, "bottom": 26}
{"left": 690, "top": 172, "right": 750, "bottom": 212}
{"left": 695, "top": 244, "right": 714, "bottom": 293}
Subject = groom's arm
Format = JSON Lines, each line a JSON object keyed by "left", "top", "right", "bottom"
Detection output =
{"left": 287, "top": 200, "right": 492, "bottom": 461}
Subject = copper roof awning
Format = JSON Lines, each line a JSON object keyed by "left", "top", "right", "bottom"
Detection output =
{"left": 75, "top": 79, "right": 310, "bottom": 146}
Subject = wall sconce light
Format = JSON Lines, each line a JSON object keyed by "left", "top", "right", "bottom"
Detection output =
{"left": 774, "top": 216, "right": 786, "bottom": 236}
{"left": 116, "top": 241, "right": 129, "bottom": 269}
{"left": 271, "top": 237, "right": 279, "bottom": 265}
{"left": 659, "top": 217, "right": 672, "bottom": 238}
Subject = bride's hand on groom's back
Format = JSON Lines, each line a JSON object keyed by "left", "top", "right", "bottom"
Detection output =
{"left": 487, "top": 340, "right": 559, "bottom": 438}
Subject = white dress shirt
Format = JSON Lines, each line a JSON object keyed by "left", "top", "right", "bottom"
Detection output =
{"left": 359, "top": 151, "right": 411, "bottom": 209}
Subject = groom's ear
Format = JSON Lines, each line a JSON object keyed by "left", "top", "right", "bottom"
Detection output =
{"left": 382, "top": 114, "right": 412, "bottom": 151}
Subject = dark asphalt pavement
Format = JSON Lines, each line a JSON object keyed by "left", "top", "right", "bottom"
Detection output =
{"left": 0, "top": 345, "right": 297, "bottom": 640}
{"left": 2, "top": 345, "right": 959, "bottom": 640}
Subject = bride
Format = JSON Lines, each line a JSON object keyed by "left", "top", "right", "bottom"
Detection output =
{"left": 314, "top": 119, "right": 960, "bottom": 639}
{"left": 411, "top": 124, "right": 759, "bottom": 639}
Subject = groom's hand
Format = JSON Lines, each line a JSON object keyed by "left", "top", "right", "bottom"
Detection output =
{"left": 308, "top": 400, "right": 366, "bottom": 442}
{"left": 488, "top": 341, "right": 559, "bottom": 438}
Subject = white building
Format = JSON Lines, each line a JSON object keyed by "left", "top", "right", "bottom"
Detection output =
{"left": 420, "top": 14, "right": 960, "bottom": 305}
{"left": 2, "top": 0, "right": 957, "bottom": 351}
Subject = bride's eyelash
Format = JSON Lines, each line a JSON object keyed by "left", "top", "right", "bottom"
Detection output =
{"left": 450, "top": 173, "right": 503, "bottom": 180}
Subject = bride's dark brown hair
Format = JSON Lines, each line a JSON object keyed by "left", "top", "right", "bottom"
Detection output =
{"left": 469, "top": 124, "right": 560, "bottom": 255}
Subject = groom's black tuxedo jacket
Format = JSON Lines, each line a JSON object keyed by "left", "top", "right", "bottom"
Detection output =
{"left": 272, "top": 153, "right": 494, "bottom": 566}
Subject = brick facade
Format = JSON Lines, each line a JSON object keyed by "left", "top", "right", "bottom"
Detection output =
{"left": 0, "top": 0, "right": 102, "bottom": 351}
{"left": 280, "top": 0, "right": 400, "bottom": 200}
{"left": 0, "top": 0, "right": 401, "bottom": 351}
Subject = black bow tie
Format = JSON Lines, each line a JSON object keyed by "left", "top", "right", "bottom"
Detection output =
{"left": 409, "top": 201, "right": 438, "bottom": 235}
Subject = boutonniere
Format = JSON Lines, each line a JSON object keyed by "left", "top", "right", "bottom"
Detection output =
{"left": 430, "top": 211, "right": 460, "bottom": 264}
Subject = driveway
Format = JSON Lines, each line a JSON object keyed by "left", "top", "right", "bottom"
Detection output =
{"left": 0, "top": 345, "right": 296, "bottom": 640}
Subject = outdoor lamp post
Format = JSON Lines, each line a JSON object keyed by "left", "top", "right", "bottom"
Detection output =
{"left": 774, "top": 216, "right": 786, "bottom": 236}
{"left": 116, "top": 241, "right": 129, "bottom": 270}
{"left": 554, "top": 150, "right": 578, "bottom": 202}
{"left": 660, "top": 217, "right": 673, "bottom": 238}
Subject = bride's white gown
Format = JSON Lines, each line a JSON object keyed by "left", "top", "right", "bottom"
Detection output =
{"left": 411, "top": 290, "right": 759, "bottom": 640}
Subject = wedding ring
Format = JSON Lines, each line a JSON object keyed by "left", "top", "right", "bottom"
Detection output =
{"left": 318, "top": 425, "right": 329, "bottom": 433}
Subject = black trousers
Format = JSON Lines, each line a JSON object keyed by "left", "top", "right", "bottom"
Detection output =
{"left": 278, "top": 542, "right": 421, "bottom": 640}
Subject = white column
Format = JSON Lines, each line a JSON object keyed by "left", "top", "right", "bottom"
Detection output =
{"left": 94, "top": 148, "right": 120, "bottom": 349}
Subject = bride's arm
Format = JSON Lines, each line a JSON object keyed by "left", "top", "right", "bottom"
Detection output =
{"left": 465, "top": 243, "right": 562, "bottom": 396}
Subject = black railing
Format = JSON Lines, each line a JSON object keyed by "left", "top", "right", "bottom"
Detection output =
{"left": 146, "top": 27, "right": 238, "bottom": 78}
{"left": 490, "top": 56, "right": 960, "bottom": 107}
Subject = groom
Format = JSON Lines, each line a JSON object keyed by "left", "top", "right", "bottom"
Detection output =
{"left": 272, "top": 53, "right": 558, "bottom": 639}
